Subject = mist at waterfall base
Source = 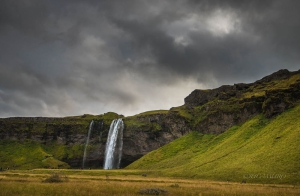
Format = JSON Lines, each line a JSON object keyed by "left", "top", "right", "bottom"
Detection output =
{"left": 103, "top": 119, "right": 124, "bottom": 170}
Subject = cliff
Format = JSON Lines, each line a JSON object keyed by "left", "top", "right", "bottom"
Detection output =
{"left": 0, "top": 110, "right": 190, "bottom": 169}
{"left": 0, "top": 69, "right": 300, "bottom": 169}
{"left": 183, "top": 69, "right": 300, "bottom": 133}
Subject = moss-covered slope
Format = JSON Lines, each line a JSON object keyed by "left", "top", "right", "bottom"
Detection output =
{"left": 0, "top": 140, "right": 70, "bottom": 169}
{"left": 127, "top": 104, "right": 300, "bottom": 184}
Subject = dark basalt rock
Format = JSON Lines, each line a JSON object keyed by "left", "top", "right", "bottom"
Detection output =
{"left": 184, "top": 85, "right": 235, "bottom": 108}
{"left": 184, "top": 69, "right": 300, "bottom": 134}
{"left": 263, "top": 82, "right": 300, "bottom": 118}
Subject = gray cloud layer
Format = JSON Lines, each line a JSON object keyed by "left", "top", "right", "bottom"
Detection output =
{"left": 0, "top": 0, "right": 299, "bottom": 117}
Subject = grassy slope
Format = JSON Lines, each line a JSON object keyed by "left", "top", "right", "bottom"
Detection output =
{"left": 0, "top": 140, "right": 70, "bottom": 169}
{"left": 127, "top": 104, "right": 300, "bottom": 184}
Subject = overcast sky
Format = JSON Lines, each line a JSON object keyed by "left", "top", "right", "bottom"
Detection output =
{"left": 0, "top": 0, "right": 299, "bottom": 117}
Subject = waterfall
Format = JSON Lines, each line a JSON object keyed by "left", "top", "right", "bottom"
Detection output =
{"left": 82, "top": 120, "right": 94, "bottom": 169}
{"left": 103, "top": 119, "right": 124, "bottom": 169}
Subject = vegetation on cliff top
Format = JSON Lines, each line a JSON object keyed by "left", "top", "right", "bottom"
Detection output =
{"left": 123, "top": 110, "right": 168, "bottom": 132}
{"left": 0, "top": 112, "right": 121, "bottom": 134}
{"left": 127, "top": 104, "right": 300, "bottom": 184}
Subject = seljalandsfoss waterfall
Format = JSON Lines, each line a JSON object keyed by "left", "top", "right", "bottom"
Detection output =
{"left": 82, "top": 120, "right": 94, "bottom": 169}
{"left": 103, "top": 119, "right": 124, "bottom": 169}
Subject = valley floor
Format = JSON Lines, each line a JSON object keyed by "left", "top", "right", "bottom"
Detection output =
{"left": 0, "top": 169, "right": 299, "bottom": 196}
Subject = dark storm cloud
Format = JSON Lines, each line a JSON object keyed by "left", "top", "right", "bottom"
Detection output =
{"left": 0, "top": 0, "right": 48, "bottom": 35}
{"left": 112, "top": 18, "right": 257, "bottom": 81}
{"left": 0, "top": 0, "right": 299, "bottom": 117}
{"left": 109, "top": 0, "right": 300, "bottom": 82}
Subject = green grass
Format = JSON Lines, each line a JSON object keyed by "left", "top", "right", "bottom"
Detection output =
{"left": 127, "top": 104, "right": 300, "bottom": 184}
{"left": 123, "top": 110, "right": 168, "bottom": 132}
{"left": 135, "top": 110, "right": 169, "bottom": 116}
{"left": 0, "top": 140, "right": 70, "bottom": 169}
{"left": 170, "top": 106, "right": 193, "bottom": 120}
{"left": 243, "top": 73, "right": 300, "bottom": 99}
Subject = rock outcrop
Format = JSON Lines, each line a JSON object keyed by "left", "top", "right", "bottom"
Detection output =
{"left": 184, "top": 69, "right": 300, "bottom": 134}
{"left": 122, "top": 111, "right": 191, "bottom": 167}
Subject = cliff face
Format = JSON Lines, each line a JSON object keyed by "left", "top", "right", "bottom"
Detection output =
{"left": 184, "top": 69, "right": 300, "bottom": 134}
{"left": 0, "top": 69, "right": 299, "bottom": 169}
{"left": 122, "top": 111, "right": 190, "bottom": 167}
{"left": 0, "top": 111, "right": 190, "bottom": 168}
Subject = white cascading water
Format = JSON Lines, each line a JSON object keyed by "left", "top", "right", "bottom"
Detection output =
{"left": 103, "top": 119, "right": 124, "bottom": 169}
{"left": 82, "top": 120, "right": 94, "bottom": 169}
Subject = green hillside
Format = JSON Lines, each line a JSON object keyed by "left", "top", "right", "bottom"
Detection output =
{"left": 0, "top": 140, "right": 70, "bottom": 169}
{"left": 127, "top": 104, "right": 300, "bottom": 184}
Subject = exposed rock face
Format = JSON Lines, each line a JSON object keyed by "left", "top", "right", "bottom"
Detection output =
{"left": 0, "top": 121, "right": 80, "bottom": 143}
{"left": 194, "top": 100, "right": 263, "bottom": 134}
{"left": 0, "top": 69, "right": 300, "bottom": 168}
{"left": 263, "top": 82, "right": 300, "bottom": 118}
{"left": 184, "top": 69, "right": 300, "bottom": 134}
{"left": 184, "top": 85, "right": 235, "bottom": 108}
{"left": 185, "top": 69, "right": 298, "bottom": 108}
{"left": 121, "top": 112, "right": 191, "bottom": 167}
{"left": 76, "top": 112, "right": 192, "bottom": 168}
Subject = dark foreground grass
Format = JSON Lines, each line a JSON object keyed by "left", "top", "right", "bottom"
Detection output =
{"left": 0, "top": 169, "right": 299, "bottom": 196}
